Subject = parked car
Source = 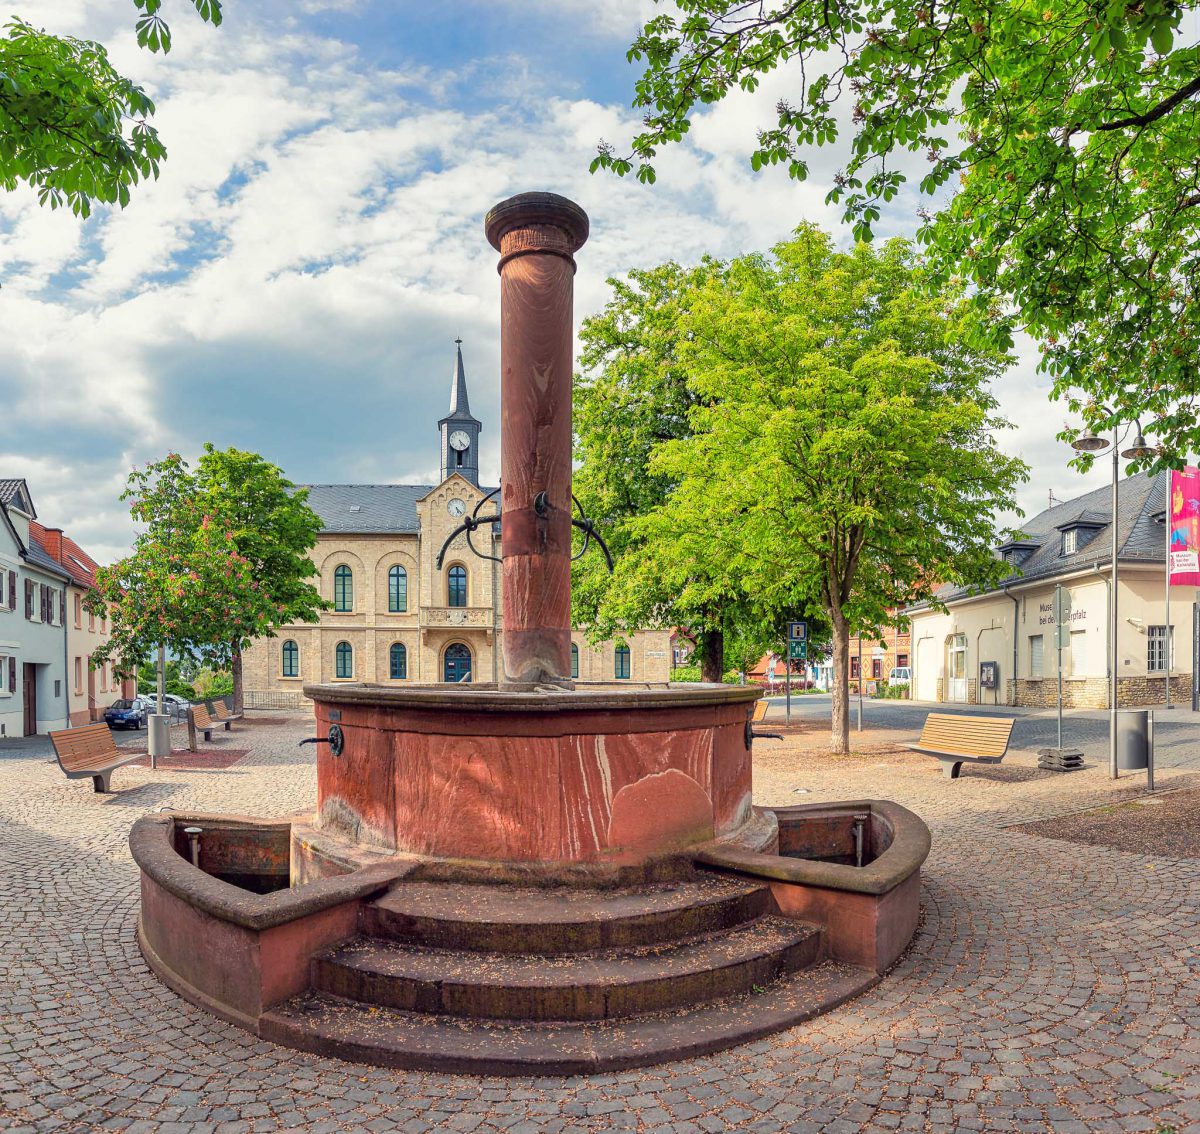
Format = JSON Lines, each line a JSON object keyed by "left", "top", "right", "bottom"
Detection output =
{"left": 105, "top": 697, "right": 150, "bottom": 730}
{"left": 138, "top": 692, "right": 192, "bottom": 716}
{"left": 888, "top": 666, "right": 911, "bottom": 686}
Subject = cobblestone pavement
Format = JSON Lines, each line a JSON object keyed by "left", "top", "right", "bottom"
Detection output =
{"left": 3, "top": 712, "right": 1200, "bottom": 1133}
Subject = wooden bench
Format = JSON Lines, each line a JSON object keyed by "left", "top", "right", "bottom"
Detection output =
{"left": 190, "top": 703, "right": 216, "bottom": 744}
{"left": 209, "top": 700, "right": 243, "bottom": 728}
{"left": 905, "top": 713, "right": 1016, "bottom": 779}
{"left": 49, "top": 722, "right": 143, "bottom": 793}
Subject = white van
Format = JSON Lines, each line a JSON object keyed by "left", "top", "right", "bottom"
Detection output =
{"left": 888, "top": 666, "right": 911, "bottom": 687}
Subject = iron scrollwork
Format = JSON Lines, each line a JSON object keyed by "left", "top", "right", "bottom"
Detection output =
{"left": 434, "top": 485, "right": 614, "bottom": 574}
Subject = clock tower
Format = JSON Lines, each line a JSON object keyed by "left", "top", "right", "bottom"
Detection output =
{"left": 438, "top": 339, "right": 482, "bottom": 487}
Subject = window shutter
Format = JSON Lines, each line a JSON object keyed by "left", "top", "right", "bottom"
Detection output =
{"left": 41, "top": 585, "right": 49, "bottom": 624}
{"left": 7, "top": 571, "right": 15, "bottom": 611}
{"left": 25, "top": 579, "right": 33, "bottom": 620}
{"left": 7, "top": 656, "right": 14, "bottom": 694}
{"left": 59, "top": 590, "right": 65, "bottom": 626}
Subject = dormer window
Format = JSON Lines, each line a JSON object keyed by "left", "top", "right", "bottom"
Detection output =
{"left": 1061, "top": 529, "right": 1078, "bottom": 556}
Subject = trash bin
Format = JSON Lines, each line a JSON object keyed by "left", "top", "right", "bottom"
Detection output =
{"left": 1116, "top": 709, "right": 1152, "bottom": 771}
{"left": 148, "top": 713, "right": 172, "bottom": 760}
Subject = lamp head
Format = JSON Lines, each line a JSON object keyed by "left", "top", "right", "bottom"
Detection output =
{"left": 1071, "top": 432, "right": 1109, "bottom": 453}
{"left": 1120, "top": 432, "right": 1154, "bottom": 460}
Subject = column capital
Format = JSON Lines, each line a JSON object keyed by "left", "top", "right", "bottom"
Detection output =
{"left": 485, "top": 192, "right": 590, "bottom": 271}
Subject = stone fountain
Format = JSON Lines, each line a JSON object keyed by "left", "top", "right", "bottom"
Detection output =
{"left": 130, "top": 192, "right": 930, "bottom": 1074}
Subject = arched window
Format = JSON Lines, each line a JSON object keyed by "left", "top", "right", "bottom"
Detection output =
{"left": 389, "top": 642, "right": 407, "bottom": 680}
{"left": 614, "top": 644, "right": 631, "bottom": 680}
{"left": 281, "top": 639, "right": 299, "bottom": 678}
{"left": 335, "top": 641, "right": 353, "bottom": 679}
{"left": 333, "top": 565, "right": 353, "bottom": 612}
{"left": 388, "top": 565, "right": 408, "bottom": 613}
{"left": 447, "top": 565, "right": 467, "bottom": 607}
{"left": 570, "top": 643, "right": 580, "bottom": 679}
{"left": 444, "top": 643, "right": 472, "bottom": 682}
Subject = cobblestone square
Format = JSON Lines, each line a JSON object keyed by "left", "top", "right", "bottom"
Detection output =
{"left": 2, "top": 712, "right": 1199, "bottom": 1133}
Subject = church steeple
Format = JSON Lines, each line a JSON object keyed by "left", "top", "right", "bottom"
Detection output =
{"left": 438, "top": 338, "right": 482, "bottom": 487}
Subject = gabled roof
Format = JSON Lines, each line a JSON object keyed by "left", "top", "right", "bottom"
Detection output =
{"left": 914, "top": 471, "right": 1166, "bottom": 608}
{"left": 29, "top": 522, "right": 100, "bottom": 588}
{"left": 20, "top": 539, "right": 71, "bottom": 582}
{"left": 0, "top": 478, "right": 35, "bottom": 518}
{"left": 302, "top": 484, "right": 434, "bottom": 534}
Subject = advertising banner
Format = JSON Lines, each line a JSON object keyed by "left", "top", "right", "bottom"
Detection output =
{"left": 1169, "top": 467, "right": 1200, "bottom": 585}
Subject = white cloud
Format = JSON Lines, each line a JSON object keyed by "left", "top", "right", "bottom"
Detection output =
{"left": 0, "top": 0, "right": 1085, "bottom": 567}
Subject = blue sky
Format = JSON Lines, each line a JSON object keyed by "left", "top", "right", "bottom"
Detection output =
{"left": 1, "top": 0, "right": 1107, "bottom": 561}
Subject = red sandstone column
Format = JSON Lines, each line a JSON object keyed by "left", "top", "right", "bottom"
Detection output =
{"left": 485, "top": 192, "right": 590, "bottom": 686}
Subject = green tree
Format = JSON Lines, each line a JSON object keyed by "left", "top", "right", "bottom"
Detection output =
{"left": 0, "top": 2, "right": 222, "bottom": 217}
{"left": 88, "top": 452, "right": 272, "bottom": 680}
{"left": 191, "top": 444, "right": 326, "bottom": 711}
{"left": 573, "top": 259, "right": 793, "bottom": 681}
{"left": 621, "top": 227, "right": 1027, "bottom": 752}
{"left": 596, "top": 0, "right": 1200, "bottom": 460}
{"left": 89, "top": 448, "right": 325, "bottom": 711}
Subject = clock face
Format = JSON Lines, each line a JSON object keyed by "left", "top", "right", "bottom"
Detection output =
{"left": 447, "top": 498, "right": 467, "bottom": 517}
{"left": 449, "top": 430, "right": 471, "bottom": 451}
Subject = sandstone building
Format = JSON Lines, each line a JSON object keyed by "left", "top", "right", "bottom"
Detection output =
{"left": 242, "top": 345, "right": 671, "bottom": 706}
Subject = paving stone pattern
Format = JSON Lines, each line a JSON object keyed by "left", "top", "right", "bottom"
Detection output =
{"left": 2, "top": 714, "right": 1200, "bottom": 1133}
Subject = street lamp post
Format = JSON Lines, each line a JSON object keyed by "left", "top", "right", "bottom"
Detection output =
{"left": 1071, "top": 421, "right": 1154, "bottom": 779}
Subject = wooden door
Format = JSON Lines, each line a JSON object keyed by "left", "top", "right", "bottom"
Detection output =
{"left": 22, "top": 664, "right": 36, "bottom": 736}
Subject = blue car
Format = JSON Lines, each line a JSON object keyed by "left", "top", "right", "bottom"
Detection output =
{"left": 105, "top": 697, "right": 149, "bottom": 730}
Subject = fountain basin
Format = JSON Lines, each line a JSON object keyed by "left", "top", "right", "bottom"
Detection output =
{"left": 699, "top": 800, "right": 930, "bottom": 973}
{"left": 305, "top": 682, "right": 761, "bottom": 866}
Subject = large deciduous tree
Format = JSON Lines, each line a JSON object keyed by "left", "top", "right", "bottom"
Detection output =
{"left": 595, "top": 0, "right": 1200, "bottom": 461}
{"left": 89, "top": 447, "right": 325, "bottom": 711}
{"left": 593, "top": 226, "right": 1026, "bottom": 752}
{"left": 573, "top": 259, "right": 793, "bottom": 682}
{"left": 191, "top": 444, "right": 326, "bottom": 710}
{"left": 0, "top": 1, "right": 222, "bottom": 217}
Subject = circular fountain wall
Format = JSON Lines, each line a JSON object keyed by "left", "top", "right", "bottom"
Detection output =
{"left": 305, "top": 682, "right": 761, "bottom": 867}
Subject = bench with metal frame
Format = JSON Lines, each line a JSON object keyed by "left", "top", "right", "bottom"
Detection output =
{"left": 905, "top": 712, "right": 1016, "bottom": 779}
{"left": 209, "top": 699, "right": 243, "bottom": 729}
{"left": 49, "top": 721, "right": 143, "bottom": 793}
{"left": 190, "top": 703, "right": 217, "bottom": 744}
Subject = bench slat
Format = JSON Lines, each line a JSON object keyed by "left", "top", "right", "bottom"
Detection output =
{"left": 911, "top": 712, "right": 1015, "bottom": 773}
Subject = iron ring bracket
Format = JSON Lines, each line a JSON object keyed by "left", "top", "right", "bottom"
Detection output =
{"left": 571, "top": 494, "right": 614, "bottom": 572}
{"left": 299, "top": 723, "right": 345, "bottom": 758}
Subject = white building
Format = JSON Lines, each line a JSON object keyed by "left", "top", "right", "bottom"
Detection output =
{"left": 905, "top": 472, "right": 1188, "bottom": 708}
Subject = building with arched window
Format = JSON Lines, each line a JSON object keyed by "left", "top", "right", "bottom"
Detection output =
{"left": 241, "top": 343, "right": 672, "bottom": 705}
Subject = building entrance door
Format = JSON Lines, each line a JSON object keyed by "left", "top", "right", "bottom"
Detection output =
{"left": 22, "top": 663, "right": 36, "bottom": 736}
{"left": 444, "top": 643, "right": 472, "bottom": 683}
{"left": 947, "top": 635, "right": 968, "bottom": 702}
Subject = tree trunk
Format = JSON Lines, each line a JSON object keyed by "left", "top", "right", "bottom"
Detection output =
{"left": 187, "top": 709, "right": 197, "bottom": 753}
{"left": 829, "top": 607, "right": 850, "bottom": 754}
{"left": 700, "top": 629, "right": 725, "bottom": 684}
{"left": 231, "top": 641, "right": 244, "bottom": 713}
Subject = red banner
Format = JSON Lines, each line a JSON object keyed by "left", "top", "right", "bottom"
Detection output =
{"left": 1168, "top": 467, "right": 1200, "bottom": 585}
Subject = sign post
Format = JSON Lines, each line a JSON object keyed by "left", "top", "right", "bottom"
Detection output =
{"left": 786, "top": 623, "right": 807, "bottom": 728}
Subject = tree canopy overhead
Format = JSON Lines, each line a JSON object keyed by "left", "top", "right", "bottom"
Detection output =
{"left": 595, "top": 0, "right": 1200, "bottom": 463}
{"left": 0, "top": 1, "right": 222, "bottom": 216}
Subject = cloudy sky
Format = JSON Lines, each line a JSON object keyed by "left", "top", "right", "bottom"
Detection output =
{"left": 2, "top": 0, "right": 1107, "bottom": 563}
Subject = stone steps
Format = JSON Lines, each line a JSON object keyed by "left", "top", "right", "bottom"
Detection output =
{"left": 361, "top": 875, "right": 773, "bottom": 953}
{"left": 313, "top": 915, "right": 821, "bottom": 1021}
{"left": 261, "top": 960, "right": 877, "bottom": 1075}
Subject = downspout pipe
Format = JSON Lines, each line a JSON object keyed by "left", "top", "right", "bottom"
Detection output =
{"left": 1004, "top": 588, "right": 1019, "bottom": 707}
